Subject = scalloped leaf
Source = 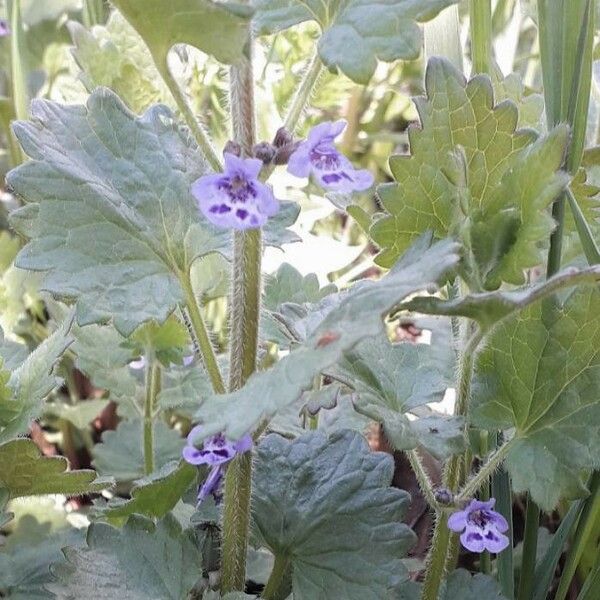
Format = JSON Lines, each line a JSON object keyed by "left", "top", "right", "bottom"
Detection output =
{"left": 0, "top": 319, "right": 73, "bottom": 442}
{"left": 8, "top": 88, "right": 230, "bottom": 335}
{"left": 0, "top": 438, "right": 111, "bottom": 499}
{"left": 49, "top": 514, "right": 201, "bottom": 600}
{"left": 472, "top": 287, "right": 600, "bottom": 509}
{"left": 370, "top": 58, "right": 568, "bottom": 288}
{"left": 330, "top": 333, "right": 462, "bottom": 458}
{"left": 252, "top": 0, "right": 458, "bottom": 84}
{"left": 442, "top": 570, "right": 508, "bottom": 600}
{"left": 252, "top": 430, "right": 416, "bottom": 599}
{"left": 195, "top": 235, "right": 460, "bottom": 440}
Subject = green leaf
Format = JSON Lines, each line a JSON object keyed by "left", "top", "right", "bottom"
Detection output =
{"left": 492, "top": 70, "right": 544, "bottom": 130}
{"left": 111, "top": 0, "right": 253, "bottom": 70}
{"left": 69, "top": 12, "right": 171, "bottom": 114}
{"left": 252, "top": 430, "right": 416, "bottom": 599}
{"left": 92, "top": 419, "right": 185, "bottom": 481}
{"left": 0, "top": 328, "right": 28, "bottom": 370}
{"left": 49, "top": 514, "right": 202, "bottom": 600}
{"left": 45, "top": 399, "right": 110, "bottom": 430}
{"left": 370, "top": 57, "right": 568, "bottom": 287}
{"left": 0, "top": 318, "right": 73, "bottom": 442}
{"left": 0, "top": 510, "right": 83, "bottom": 600}
{"left": 196, "top": 235, "right": 460, "bottom": 440}
{"left": 97, "top": 460, "right": 197, "bottom": 521}
{"left": 8, "top": 88, "right": 230, "bottom": 336}
{"left": 329, "top": 333, "right": 462, "bottom": 458}
{"left": 126, "top": 317, "right": 190, "bottom": 366}
{"left": 158, "top": 365, "right": 211, "bottom": 414}
{"left": 71, "top": 323, "right": 137, "bottom": 398}
{"left": 472, "top": 287, "right": 600, "bottom": 509}
{"left": 441, "top": 569, "right": 508, "bottom": 600}
{"left": 404, "top": 265, "right": 600, "bottom": 329}
{"left": 0, "top": 438, "right": 111, "bottom": 499}
{"left": 262, "top": 262, "right": 336, "bottom": 345}
{"left": 252, "top": 0, "right": 458, "bottom": 84}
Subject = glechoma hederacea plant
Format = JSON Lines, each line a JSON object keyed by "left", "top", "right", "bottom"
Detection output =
{"left": 1, "top": 0, "right": 600, "bottom": 598}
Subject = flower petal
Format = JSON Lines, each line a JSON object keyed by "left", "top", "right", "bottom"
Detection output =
{"left": 487, "top": 509, "right": 509, "bottom": 533}
{"left": 182, "top": 445, "right": 205, "bottom": 465}
{"left": 460, "top": 527, "right": 486, "bottom": 553}
{"left": 186, "top": 424, "right": 205, "bottom": 445}
{"left": 197, "top": 465, "right": 223, "bottom": 503}
{"left": 307, "top": 120, "right": 347, "bottom": 145}
{"left": 234, "top": 433, "right": 253, "bottom": 454}
{"left": 447, "top": 509, "right": 468, "bottom": 532}
{"left": 482, "top": 528, "right": 510, "bottom": 553}
{"left": 287, "top": 141, "right": 312, "bottom": 178}
{"left": 254, "top": 181, "right": 280, "bottom": 217}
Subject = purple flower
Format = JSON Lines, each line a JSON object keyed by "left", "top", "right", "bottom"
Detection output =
{"left": 0, "top": 20, "right": 10, "bottom": 37}
{"left": 448, "top": 498, "right": 509, "bottom": 553}
{"left": 191, "top": 153, "right": 279, "bottom": 230}
{"left": 287, "top": 120, "right": 374, "bottom": 192}
{"left": 182, "top": 425, "right": 252, "bottom": 503}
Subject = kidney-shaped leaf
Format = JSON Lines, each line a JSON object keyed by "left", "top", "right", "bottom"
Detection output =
{"left": 252, "top": 430, "right": 416, "bottom": 599}
{"left": 472, "top": 287, "right": 600, "bottom": 509}
{"left": 8, "top": 88, "right": 230, "bottom": 335}
{"left": 252, "top": 0, "right": 458, "bottom": 83}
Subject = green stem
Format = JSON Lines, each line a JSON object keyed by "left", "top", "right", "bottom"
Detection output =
{"left": 421, "top": 329, "right": 483, "bottom": 600}
{"left": 517, "top": 497, "right": 541, "bottom": 600}
{"left": 221, "top": 33, "right": 260, "bottom": 592}
{"left": 407, "top": 450, "right": 439, "bottom": 511}
{"left": 283, "top": 51, "right": 324, "bottom": 133}
{"left": 469, "top": 0, "right": 492, "bottom": 75}
{"left": 181, "top": 274, "right": 225, "bottom": 394}
{"left": 156, "top": 62, "right": 222, "bottom": 172}
{"left": 82, "top": 0, "right": 105, "bottom": 27}
{"left": 143, "top": 360, "right": 161, "bottom": 475}
{"left": 261, "top": 555, "right": 291, "bottom": 600}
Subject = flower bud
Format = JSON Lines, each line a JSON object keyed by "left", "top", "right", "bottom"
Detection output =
{"left": 223, "top": 140, "right": 241, "bottom": 157}
{"left": 253, "top": 141, "right": 276, "bottom": 164}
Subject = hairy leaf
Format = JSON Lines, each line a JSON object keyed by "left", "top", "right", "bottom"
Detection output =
{"left": 0, "top": 319, "right": 73, "bottom": 442}
{"left": 252, "top": 430, "right": 416, "bottom": 599}
{"left": 111, "top": 0, "right": 253, "bottom": 69}
{"left": 49, "top": 514, "right": 201, "bottom": 600}
{"left": 92, "top": 420, "right": 185, "bottom": 481}
{"left": 0, "top": 438, "right": 111, "bottom": 499}
{"left": 252, "top": 0, "right": 457, "bottom": 83}
{"left": 330, "top": 333, "right": 462, "bottom": 458}
{"left": 97, "top": 461, "right": 197, "bottom": 521}
{"left": 9, "top": 89, "right": 229, "bottom": 335}
{"left": 196, "top": 235, "right": 460, "bottom": 440}
{"left": 370, "top": 58, "right": 568, "bottom": 287}
{"left": 472, "top": 287, "right": 600, "bottom": 509}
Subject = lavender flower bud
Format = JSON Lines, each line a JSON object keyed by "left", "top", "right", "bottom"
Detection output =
{"left": 223, "top": 140, "right": 241, "bottom": 157}
{"left": 253, "top": 141, "right": 276, "bottom": 164}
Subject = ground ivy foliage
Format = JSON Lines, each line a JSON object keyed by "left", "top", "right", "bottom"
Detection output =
{"left": 370, "top": 58, "right": 569, "bottom": 289}
{"left": 252, "top": 430, "right": 416, "bottom": 599}
{"left": 196, "top": 234, "right": 460, "bottom": 440}
{"left": 252, "top": 0, "right": 458, "bottom": 83}
{"left": 8, "top": 88, "right": 229, "bottom": 335}
{"left": 472, "top": 287, "right": 600, "bottom": 510}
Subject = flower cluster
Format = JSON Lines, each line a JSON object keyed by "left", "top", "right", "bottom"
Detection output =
{"left": 182, "top": 425, "right": 252, "bottom": 504}
{"left": 448, "top": 498, "right": 510, "bottom": 553}
{"left": 191, "top": 120, "right": 373, "bottom": 230}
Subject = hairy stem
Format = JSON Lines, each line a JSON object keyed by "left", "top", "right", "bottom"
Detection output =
{"left": 181, "top": 275, "right": 225, "bottom": 394}
{"left": 221, "top": 34, "right": 260, "bottom": 593}
{"left": 143, "top": 360, "right": 161, "bottom": 475}
{"left": 157, "top": 62, "right": 222, "bottom": 172}
{"left": 406, "top": 450, "right": 439, "bottom": 511}
{"left": 283, "top": 51, "right": 324, "bottom": 133}
{"left": 421, "top": 328, "right": 483, "bottom": 600}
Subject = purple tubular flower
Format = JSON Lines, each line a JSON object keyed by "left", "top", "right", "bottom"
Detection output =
{"left": 0, "top": 20, "right": 10, "bottom": 37}
{"left": 448, "top": 498, "right": 510, "bottom": 553}
{"left": 191, "top": 153, "right": 279, "bottom": 230}
{"left": 182, "top": 425, "right": 253, "bottom": 503}
{"left": 287, "top": 119, "right": 374, "bottom": 192}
